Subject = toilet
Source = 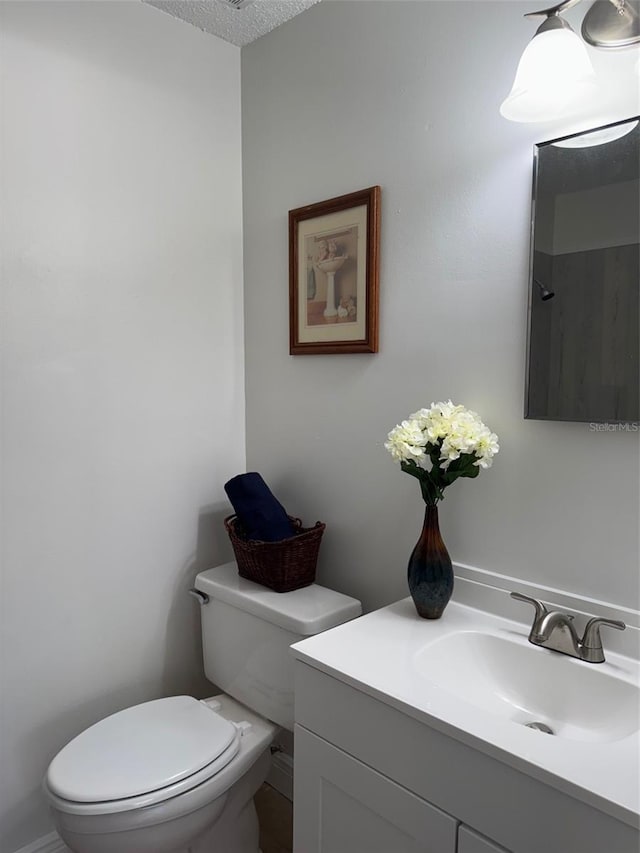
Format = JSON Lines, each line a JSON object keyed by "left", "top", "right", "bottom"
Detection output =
{"left": 43, "top": 561, "right": 361, "bottom": 853}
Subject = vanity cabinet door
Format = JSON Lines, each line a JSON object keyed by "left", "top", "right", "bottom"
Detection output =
{"left": 294, "top": 725, "right": 457, "bottom": 853}
{"left": 458, "top": 826, "right": 511, "bottom": 853}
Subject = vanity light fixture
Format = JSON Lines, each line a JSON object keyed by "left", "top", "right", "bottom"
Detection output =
{"left": 500, "top": 0, "right": 640, "bottom": 123}
{"left": 551, "top": 116, "right": 639, "bottom": 144}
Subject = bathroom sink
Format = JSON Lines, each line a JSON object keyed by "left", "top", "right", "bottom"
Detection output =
{"left": 413, "top": 630, "right": 639, "bottom": 743}
{"left": 292, "top": 597, "right": 640, "bottom": 827}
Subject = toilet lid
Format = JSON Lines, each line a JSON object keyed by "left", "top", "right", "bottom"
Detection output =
{"left": 46, "top": 696, "right": 240, "bottom": 803}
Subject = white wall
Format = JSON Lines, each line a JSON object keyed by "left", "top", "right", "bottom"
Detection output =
{"left": 241, "top": 2, "right": 639, "bottom": 612}
{"left": 0, "top": 3, "right": 244, "bottom": 849}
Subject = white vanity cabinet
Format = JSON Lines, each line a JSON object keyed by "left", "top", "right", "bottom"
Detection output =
{"left": 293, "top": 659, "right": 639, "bottom": 853}
{"left": 294, "top": 726, "right": 457, "bottom": 853}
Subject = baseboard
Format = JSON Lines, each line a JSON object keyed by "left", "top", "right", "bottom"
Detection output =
{"left": 13, "top": 831, "right": 69, "bottom": 853}
{"left": 266, "top": 749, "right": 293, "bottom": 802}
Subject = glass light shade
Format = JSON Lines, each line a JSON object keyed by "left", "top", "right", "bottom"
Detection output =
{"left": 500, "top": 26, "right": 597, "bottom": 122}
{"left": 552, "top": 119, "right": 639, "bottom": 147}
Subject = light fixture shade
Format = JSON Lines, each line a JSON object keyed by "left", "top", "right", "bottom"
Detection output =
{"left": 500, "top": 26, "right": 597, "bottom": 122}
{"left": 552, "top": 118, "right": 639, "bottom": 147}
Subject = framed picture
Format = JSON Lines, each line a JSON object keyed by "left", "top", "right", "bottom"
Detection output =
{"left": 289, "top": 186, "right": 381, "bottom": 355}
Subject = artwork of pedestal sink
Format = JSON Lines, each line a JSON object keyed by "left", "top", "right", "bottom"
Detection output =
{"left": 288, "top": 185, "right": 380, "bottom": 354}
{"left": 316, "top": 254, "right": 347, "bottom": 320}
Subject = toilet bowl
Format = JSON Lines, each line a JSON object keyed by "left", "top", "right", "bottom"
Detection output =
{"left": 44, "top": 562, "right": 361, "bottom": 853}
{"left": 44, "top": 694, "right": 275, "bottom": 853}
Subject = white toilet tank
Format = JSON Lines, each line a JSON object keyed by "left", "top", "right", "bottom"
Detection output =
{"left": 194, "top": 562, "right": 361, "bottom": 730}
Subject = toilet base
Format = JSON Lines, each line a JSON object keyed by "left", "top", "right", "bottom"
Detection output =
{"left": 54, "top": 795, "right": 228, "bottom": 853}
{"left": 189, "top": 794, "right": 260, "bottom": 853}
{"left": 188, "top": 749, "right": 268, "bottom": 853}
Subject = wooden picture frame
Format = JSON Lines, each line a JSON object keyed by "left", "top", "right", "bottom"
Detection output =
{"left": 289, "top": 186, "right": 380, "bottom": 355}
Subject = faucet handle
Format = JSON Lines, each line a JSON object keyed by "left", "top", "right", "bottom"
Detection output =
{"left": 509, "top": 592, "right": 548, "bottom": 629}
{"left": 581, "top": 617, "right": 626, "bottom": 663}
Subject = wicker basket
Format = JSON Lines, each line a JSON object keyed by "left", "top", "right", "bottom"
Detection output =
{"left": 224, "top": 515, "right": 325, "bottom": 593}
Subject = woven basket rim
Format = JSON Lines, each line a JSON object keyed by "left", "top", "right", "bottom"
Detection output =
{"left": 224, "top": 513, "right": 325, "bottom": 545}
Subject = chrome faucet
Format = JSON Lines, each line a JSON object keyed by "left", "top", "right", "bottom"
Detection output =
{"left": 510, "top": 592, "right": 626, "bottom": 664}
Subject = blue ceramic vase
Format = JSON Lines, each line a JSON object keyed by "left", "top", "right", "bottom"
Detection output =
{"left": 407, "top": 505, "right": 453, "bottom": 619}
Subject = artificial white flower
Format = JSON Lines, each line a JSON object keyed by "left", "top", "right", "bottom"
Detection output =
{"left": 385, "top": 401, "right": 499, "bottom": 503}
{"left": 384, "top": 419, "right": 428, "bottom": 466}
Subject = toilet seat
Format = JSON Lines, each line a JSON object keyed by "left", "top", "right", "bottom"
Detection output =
{"left": 45, "top": 696, "right": 242, "bottom": 814}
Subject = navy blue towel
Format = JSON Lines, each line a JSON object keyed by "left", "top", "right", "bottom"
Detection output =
{"left": 224, "top": 472, "right": 296, "bottom": 542}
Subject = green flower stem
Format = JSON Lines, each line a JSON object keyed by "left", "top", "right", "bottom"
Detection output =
{"left": 400, "top": 460, "right": 445, "bottom": 506}
{"left": 399, "top": 447, "right": 480, "bottom": 505}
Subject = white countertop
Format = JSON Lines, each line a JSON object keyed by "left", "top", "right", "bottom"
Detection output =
{"left": 291, "top": 597, "right": 640, "bottom": 829}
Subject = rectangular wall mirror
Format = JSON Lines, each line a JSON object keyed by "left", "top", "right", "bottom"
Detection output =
{"left": 525, "top": 117, "right": 639, "bottom": 423}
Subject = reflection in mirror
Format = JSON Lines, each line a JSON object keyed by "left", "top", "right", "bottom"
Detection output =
{"left": 526, "top": 117, "right": 639, "bottom": 423}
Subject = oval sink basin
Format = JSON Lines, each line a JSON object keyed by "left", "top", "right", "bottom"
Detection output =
{"left": 413, "top": 630, "right": 639, "bottom": 743}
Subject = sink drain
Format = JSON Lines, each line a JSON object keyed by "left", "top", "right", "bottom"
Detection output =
{"left": 524, "top": 721, "right": 555, "bottom": 735}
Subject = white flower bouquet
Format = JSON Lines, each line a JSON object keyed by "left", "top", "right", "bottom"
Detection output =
{"left": 385, "top": 400, "right": 499, "bottom": 506}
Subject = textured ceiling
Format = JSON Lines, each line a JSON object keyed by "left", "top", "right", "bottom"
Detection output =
{"left": 143, "top": 0, "right": 322, "bottom": 47}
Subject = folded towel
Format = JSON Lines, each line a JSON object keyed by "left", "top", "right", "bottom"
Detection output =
{"left": 224, "top": 472, "right": 296, "bottom": 542}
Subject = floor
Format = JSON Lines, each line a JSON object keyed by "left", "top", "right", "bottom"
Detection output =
{"left": 254, "top": 783, "right": 293, "bottom": 853}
